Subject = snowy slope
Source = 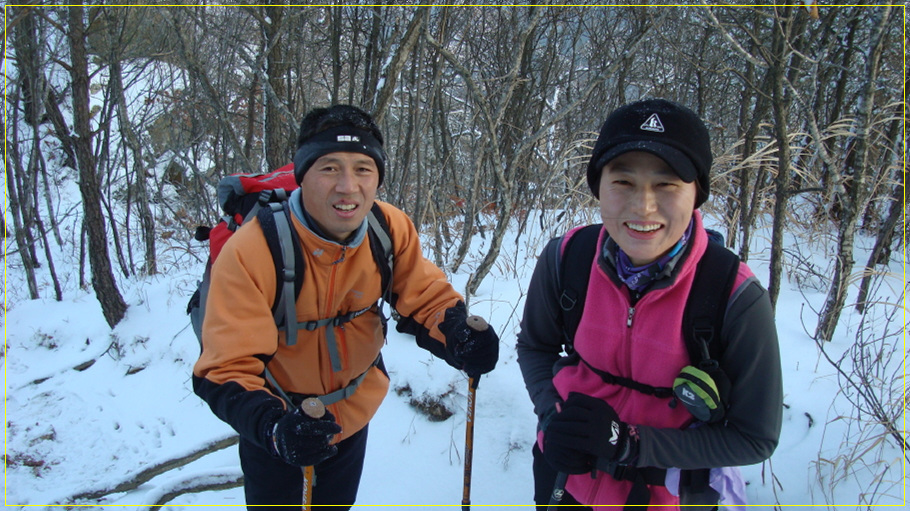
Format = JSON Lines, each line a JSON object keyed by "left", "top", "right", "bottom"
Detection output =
{"left": 4, "top": 210, "right": 907, "bottom": 509}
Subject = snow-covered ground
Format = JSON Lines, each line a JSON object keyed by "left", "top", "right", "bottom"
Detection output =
{"left": 4, "top": 207, "right": 907, "bottom": 509}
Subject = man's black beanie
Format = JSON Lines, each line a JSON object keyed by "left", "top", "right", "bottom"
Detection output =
{"left": 586, "top": 98, "right": 712, "bottom": 208}
{"left": 293, "top": 105, "right": 386, "bottom": 185}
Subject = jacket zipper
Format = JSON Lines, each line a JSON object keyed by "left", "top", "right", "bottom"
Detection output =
{"left": 326, "top": 250, "right": 341, "bottom": 388}
{"left": 326, "top": 248, "right": 346, "bottom": 442}
{"left": 626, "top": 290, "right": 642, "bottom": 328}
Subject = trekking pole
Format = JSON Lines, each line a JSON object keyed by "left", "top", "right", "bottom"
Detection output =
{"left": 547, "top": 471, "right": 568, "bottom": 510}
{"left": 300, "top": 398, "right": 326, "bottom": 511}
{"left": 462, "top": 315, "right": 488, "bottom": 511}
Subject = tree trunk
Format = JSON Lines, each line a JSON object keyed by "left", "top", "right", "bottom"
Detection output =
{"left": 32, "top": 144, "right": 63, "bottom": 300}
{"left": 360, "top": 5, "right": 383, "bottom": 111}
{"left": 8, "top": 10, "right": 42, "bottom": 299}
{"left": 5, "top": 128, "right": 40, "bottom": 299}
{"left": 43, "top": 85, "right": 78, "bottom": 169}
{"left": 330, "top": 6, "right": 342, "bottom": 104}
{"left": 110, "top": 55, "right": 158, "bottom": 276}
{"left": 766, "top": 6, "right": 806, "bottom": 310}
{"left": 264, "top": 5, "right": 290, "bottom": 171}
{"left": 815, "top": 7, "right": 893, "bottom": 341}
{"left": 371, "top": 7, "right": 427, "bottom": 123}
{"left": 735, "top": 62, "right": 772, "bottom": 262}
{"left": 855, "top": 173, "right": 903, "bottom": 313}
{"left": 67, "top": 5, "right": 128, "bottom": 328}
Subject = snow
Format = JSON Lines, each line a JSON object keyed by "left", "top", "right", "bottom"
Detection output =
{"left": 4, "top": 208, "right": 907, "bottom": 510}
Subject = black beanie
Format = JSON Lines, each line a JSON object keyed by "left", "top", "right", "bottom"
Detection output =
{"left": 587, "top": 98, "right": 712, "bottom": 208}
{"left": 293, "top": 125, "right": 386, "bottom": 185}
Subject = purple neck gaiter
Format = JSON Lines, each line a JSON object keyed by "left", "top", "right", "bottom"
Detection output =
{"left": 614, "top": 219, "right": 694, "bottom": 293}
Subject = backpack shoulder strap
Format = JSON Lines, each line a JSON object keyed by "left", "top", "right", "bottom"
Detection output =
{"left": 683, "top": 240, "right": 740, "bottom": 369}
{"left": 366, "top": 202, "right": 394, "bottom": 302}
{"left": 557, "top": 224, "right": 602, "bottom": 350}
{"left": 257, "top": 201, "right": 305, "bottom": 346}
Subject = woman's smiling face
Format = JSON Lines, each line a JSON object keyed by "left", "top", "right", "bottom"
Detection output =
{"left": 598, "top": 151, "right": 697, "bottom": 266}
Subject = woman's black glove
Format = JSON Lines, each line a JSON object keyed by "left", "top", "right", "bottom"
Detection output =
{"left": 438, "top": 302, "right": 499, "bottom": 378}
{"left": 543, "top": 393, "right": 638, "bottom": 474}
{"left": 541, "top": 401, "right": 592, "bottom": 474}
{"left": 270, "top": 407, "right": 342, "bottom": 467}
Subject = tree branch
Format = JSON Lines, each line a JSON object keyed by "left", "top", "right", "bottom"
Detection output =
{"left": 65, "top": 435, "right": 239, "bottom": 504}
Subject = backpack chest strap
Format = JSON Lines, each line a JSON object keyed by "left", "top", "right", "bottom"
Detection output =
{"left": 293, "top": 305, "right": 373, "bottom": 372}
{"left": 265, "top": 354, "right": 382, "bottom": 409}
{"left": 579, "top": 357, "right": 675, "bottom": 399}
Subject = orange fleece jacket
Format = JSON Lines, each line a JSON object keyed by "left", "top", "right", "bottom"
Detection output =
{"left": 194, "top": 200, "right": 463, "bottom": 443}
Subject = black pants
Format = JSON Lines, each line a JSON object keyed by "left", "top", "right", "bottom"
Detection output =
{"left": 240, "top": 424, "right": 368, "bottom": 510}
{"left": 532, "top": 443, "right": 588, "bottom": 509}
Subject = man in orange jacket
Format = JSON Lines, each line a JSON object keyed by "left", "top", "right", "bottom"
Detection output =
{"left": 193, "top": 105, "right": 499, "bottom": 510}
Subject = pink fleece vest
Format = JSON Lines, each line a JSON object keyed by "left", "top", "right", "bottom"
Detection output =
{"left": 550, "top": 212, "right": 751, "bottom": 508}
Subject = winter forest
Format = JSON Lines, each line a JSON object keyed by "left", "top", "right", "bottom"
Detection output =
{"left": 3, "top": 3, "right": 907, "bottom": 509}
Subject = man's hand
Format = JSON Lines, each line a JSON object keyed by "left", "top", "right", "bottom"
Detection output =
{"left": 439, "top": 303, "right": 499, "bottom": 378}
{"left": 270, "top": 406, "right": 342, "bottom": 467}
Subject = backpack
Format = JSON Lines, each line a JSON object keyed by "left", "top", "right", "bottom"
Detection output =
{"left": 554, "top": 224, "right": 740, "bottom": 505}
{"left": 556, "top": 223, "right": 740, "bottom": 420}
{"left": 186, "top": 163, "right": 394, "bottom": 406}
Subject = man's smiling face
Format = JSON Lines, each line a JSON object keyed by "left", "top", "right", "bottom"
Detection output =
{"left": 299, "top": 152, "right": 380, "bottom": 242}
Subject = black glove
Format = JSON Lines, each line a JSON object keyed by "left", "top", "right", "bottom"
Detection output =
{"left": 544, "top": 393, "right": 637, "bottom": 474}
{"left": 541, "top": 401, "right": 593, "bottom": 474}
{"left": 270, "top": 407, "right": 342, "bottom": 467}
{"left": 438, "top": 302, "right": 499, "bottom": 378}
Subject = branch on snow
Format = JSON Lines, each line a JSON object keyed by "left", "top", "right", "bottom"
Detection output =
{"left": 146, "top": 469, "right": 244, "bottom": 511}
{"left": 63, "top": 435, "right": 238, "bottom": 505}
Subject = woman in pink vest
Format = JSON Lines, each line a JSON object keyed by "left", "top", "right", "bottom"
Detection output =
{"left": 517, "top": 99, "right": 782, "bottom": 510}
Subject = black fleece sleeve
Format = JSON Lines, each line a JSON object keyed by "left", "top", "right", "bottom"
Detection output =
{"left": 635, "top": 277, "right": 783, "bottom": 469}
{"left": 395, "top": 302, "right": 461, "bottom": 367}
{"left": 193, "top": 375, "right": 286, "bottom": 453}
{"left": 516, "top": 238, "right": 566, "bottom": 419}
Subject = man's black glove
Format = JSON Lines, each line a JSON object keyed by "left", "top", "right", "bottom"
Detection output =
{"left": 543, "top": 393, "right": 638, "bottom": 474}
{"left": 438, "top": 302, "right": 499, "bottom": 378}
{"left": 270, "top": 407, "right": 342, "bottom": 467}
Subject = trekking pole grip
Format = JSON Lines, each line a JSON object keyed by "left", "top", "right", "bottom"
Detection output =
{"left": 465, "top": 315, "right": 488, "bottom": 389}
{"left": 466, "top": 315, "right": 489, "bottom": 332}
{"left": 300, "top": 397, "right": 326, "bottom": 419}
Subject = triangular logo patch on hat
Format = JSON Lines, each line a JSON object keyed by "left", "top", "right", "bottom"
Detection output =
{"left": 640, "top": 113, "right": 665, "bottom": 133}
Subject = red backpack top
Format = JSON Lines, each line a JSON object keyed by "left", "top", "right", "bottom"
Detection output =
{"left": 205, "top": 163, "right": 298, "bottom": 262}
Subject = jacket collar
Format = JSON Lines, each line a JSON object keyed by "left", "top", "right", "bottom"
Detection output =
{"left": 288, "top": 188, "right": 368, "bottom": 248}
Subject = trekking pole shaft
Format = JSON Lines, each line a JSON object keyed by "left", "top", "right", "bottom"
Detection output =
{"left": 462, "top": 315, "right": 488, "bottom": 510}
{"left": 300, "top": 398, "right": 326, "bottom": 510}
{"left": 462, "top": 376, "right": 478, "bottom": 510}
{"left": 547, "top": 472, "right": 568, "bottom": 510}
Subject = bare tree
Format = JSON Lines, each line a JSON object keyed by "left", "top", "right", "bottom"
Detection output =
{"left": 260, "top": 5, "right": 294, "bottom": 171}
{"left": 10, "top": 3, "right": 904, "bottom": 326}
{"left": 8, "top": 6, "right": 44, "bottom": 299}
{"left": 856, "top": 168, "right": 905, "bottom": 314}
{"left": 67, "top": 5, "right": 128, "bottom": 327}
{"left": 101, "top": 7, "right": 158, "bottom": 276}
{"left": 815, "top": 6, "right": 897, "bottom": 340}
{"left": 425, "top": 7, "right": 666, "bottom": 297}
{"left": 765, "top": 5, "right": 805, "bottom": 309}
{"left": 5, "top": 108, "right": 41, "bottom": 299}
